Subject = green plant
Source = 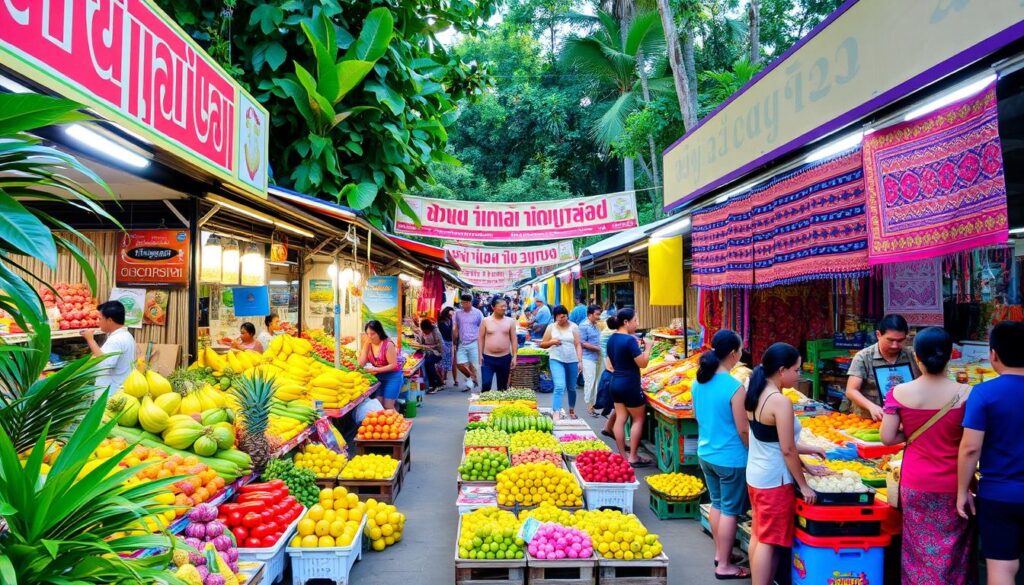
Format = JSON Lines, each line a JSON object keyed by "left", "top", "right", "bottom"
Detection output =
{"left": 0, "top": 395, "right": 184, "bottom": 584}
{"left": 230, "top": 372, "right": 275, "bottom": 472}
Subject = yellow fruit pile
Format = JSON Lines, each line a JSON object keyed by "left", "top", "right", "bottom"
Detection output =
{"left": 645, "top": 473, "right": 705, "bottom": 498}
{"left": 509, "top": 430, "right": 560, "bottom": 454}
{"left": 294, "top": 443, "right": 348, "bottom": 478}
{"left": 575, "top": 509, "right": 663, "bottom": 560}
{"left": 250, "top": 335, "right": 371, "bottom": 409}
{"left": 496, "top": 462, "right": 583, "bottom": 508}
{"left": 290, "top": 486, "right": 367, "bottom": 548}
{"left": 364, "top": 499, "right": 405, "bottom": 551}
{"left": 803, "top": 412, "right": 878, "bottom": 445}
{"left": 517, "top": 502, "right": 585, "bottom": 526}
{"left": 268, "top": 414, "right": 305, "bottom": 442}
{"left": 819, "top": 459, "right": 886, "bottom": 481}
{"left": 340, "top": 454, "right": 399, "bottom": 480}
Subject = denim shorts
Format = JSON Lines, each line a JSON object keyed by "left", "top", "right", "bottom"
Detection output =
{"left": 700, "top": 459, "right": 748, "bottom": 517}
{"left": 455, "top": 342, "right": 480, "bottom": 365}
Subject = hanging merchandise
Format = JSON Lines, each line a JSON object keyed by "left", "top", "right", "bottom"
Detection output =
{"left": 220, "top": 239, "right": 240, "bottom": 285}
{"left": 200, "top": 234, "right": 223, "bottom": 283}
{"left": 864, "top": 82, "right": 1009, "bottom": 264}
{"left": 240, "top": 242, "right": 265, "bottom": 286}
{"left": 691, "top": 195, "right": 755, "bottom": 289}
{"left": 416, "top": 267, "right": 444, "bottom": 320}
{"left": 648, "top": 236, "right": 684, "bottom": 305}
{"left": 884, "top": 259, "right": 944, "bottom": 326}
{"left": 270, "top": 233, "right": 288, "bottom": 262}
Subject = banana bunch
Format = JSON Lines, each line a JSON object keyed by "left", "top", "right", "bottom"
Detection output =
{"left": 179, "top": 384, "right": 228, "bottom": 416}
{"left": 263, "top": 334, "right": 314, "bottom": 362}
{"left": 308, "top": 369, "right": 371, "bottom": 409}
{"left": 191, "top": 347, "right": 263, "bottom": 377}
{"left": 271, "top": 398, "right": 318, "bottom": 424}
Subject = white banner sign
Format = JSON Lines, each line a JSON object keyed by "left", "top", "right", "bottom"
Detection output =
{"left": 395, "top": 193, "right": 639, "bottom": 241}
{"left": 461, "top": 268, "right": 532, "bottom": 291}
{"left": 445, "top": 241, "right": 575, "bottom": 269}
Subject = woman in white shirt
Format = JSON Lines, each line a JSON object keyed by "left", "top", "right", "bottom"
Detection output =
{"left": 540, "top": 305, "right": 582, "bottom": 420}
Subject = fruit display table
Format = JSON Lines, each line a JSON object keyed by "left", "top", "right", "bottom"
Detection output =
{"left": 337, "top": 465, "right": 403, "bottom": 505}
{"left": 355, "top": 421, "right": 413, "bottom": 473}
{"left": 646, "top": 396, "right": 699, "bottom": 473}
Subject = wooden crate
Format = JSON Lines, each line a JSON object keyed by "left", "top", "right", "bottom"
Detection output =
{"left": 596, "top": 554, "right": 668, "bottom": 585}
{"left": 337, "top": 466, "right": 402, "bottom": 504}
{"left": 527, "top": 554, "right": 596, "bottom": 585}
{"left": 355, "top": 423, "right": 413, "bottom": 472}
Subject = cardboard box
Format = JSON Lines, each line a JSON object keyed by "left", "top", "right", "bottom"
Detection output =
{"left": 136, "top": 343, "right": 180, "bottom": 375}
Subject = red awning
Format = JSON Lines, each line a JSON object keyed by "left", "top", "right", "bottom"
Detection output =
{"left": 387, "top": 234, "right": 461, "bottom": 271}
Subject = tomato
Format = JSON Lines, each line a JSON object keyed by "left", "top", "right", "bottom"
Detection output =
{"left": 231, "top": 526, "right": 248, "bottom": 542}
{"left": 281, "top": 496, "right": 298, "bottom": 508}
{"left": 226, "top": 511, "right": 243, "bottom": 527}
{"left": 246, "top": 537, "right": 263, "bottom": 548}
{"left": 250, "top": 524, "right": 271, "bottom": 540}
{"left": 239, "top": 479, "right": 285, "bottom": 493}
{"left": 242, "top": 512, "right": 262, "bottom": 528}
{"left": 260, "top": 510, "right": 273, "bottom": 524}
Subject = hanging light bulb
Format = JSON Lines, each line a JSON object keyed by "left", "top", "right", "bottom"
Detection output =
{"left": 221, "top": 239, "right": 240, "bottom": 285}
{"left": 241, "top": 242, "right": 265, "bottom": 286}
{"left": 200, "top": 234, "right": 223, "bottom": 283}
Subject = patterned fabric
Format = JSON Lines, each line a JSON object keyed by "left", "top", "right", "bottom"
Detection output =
{"left": 441, "top": 340, "right": 453, "bottom": 372}
{"left": 691, "top": 195, "right": 754, "bottom": 288}
{"left": 749, "top": 149, "right": 869, "bottom": 287}
{"left": 748, "top": 282, "right": 833, "bottom": 358}
{"left": 864, "top": 83, "right": 1008, "bottom": 265}
{"left": 900, "top": 487, "right": 975, "bottom": 585}
{"left": 884, "top": 259, "right": 945, "bottom": 326}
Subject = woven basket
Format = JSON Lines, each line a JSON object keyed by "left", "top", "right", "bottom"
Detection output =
{"left": 511, "top": 360, "right": 541, "bottom": 389}
{"left": 648, "top": 485, "right": 707, "bottom": 503}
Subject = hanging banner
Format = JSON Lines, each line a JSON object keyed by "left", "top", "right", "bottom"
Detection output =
{"left": 0, "top": 0, "right": 269, "bottom": 198}
{"left": 460, "top": 268, "right": 532, "bottom": 291}
{"left": 395, "top": 193, "right": 639, "bottom": 241}
{"left": 445, "top": 241, "right": 575, "bottom": 269}
{"left": 115, "top": 229, "right": 190, "bottom": 287}
{"left": 362, "top": 276, "right": 401, "bottom": 341}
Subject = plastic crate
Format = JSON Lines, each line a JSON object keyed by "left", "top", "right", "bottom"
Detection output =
{"left": 795, "top": 499, "right": 889, "bottom": 537}
{"left": 237, "top": 509, "right": 304, "bottom": 584}
{"left": 649, "top": 491, "right": 700, "bottom": 520}
{"left": 570, "top": 463, "right": 638, "bottom": 513}
{"left": 286, "top": 515, "right": 366, "bottom": 585}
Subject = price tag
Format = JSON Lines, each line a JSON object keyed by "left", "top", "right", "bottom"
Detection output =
{"left": 518, "top": 517, "right": 542, "bottom": 544}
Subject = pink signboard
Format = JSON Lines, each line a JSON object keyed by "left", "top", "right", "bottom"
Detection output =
{"left": 445, "top": 241, "right": 575, "bottom": 269}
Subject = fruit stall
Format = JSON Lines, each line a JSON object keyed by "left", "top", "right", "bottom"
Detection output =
{"left": 456, "top": 389, "right": 671, "bottom": 585}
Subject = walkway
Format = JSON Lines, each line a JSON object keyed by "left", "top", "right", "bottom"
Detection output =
{"left": 347, "top": 387, "right": 722, "bottom": 585}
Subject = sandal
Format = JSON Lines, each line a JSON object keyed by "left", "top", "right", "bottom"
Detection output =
{"left": 629, "top": 457, "right": 653, "bottom": 468}
{"left": 600, "top": 429, "right": 614, "bottom": 439}
{"left": 568, "top": 410, "right": 577, "bottom": 420}
{"left": 715, "top": 554, "right": 745, "bottom": 567}
{"left": 714, "top": 567, "right": 750, "bottom": 580}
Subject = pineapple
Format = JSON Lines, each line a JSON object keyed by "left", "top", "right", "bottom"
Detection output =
{"left": 230, "top": 372, "right": 275, "bottom": 473}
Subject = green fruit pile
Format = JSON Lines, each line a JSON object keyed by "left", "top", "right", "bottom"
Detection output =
{"left": 459, "top": 450, "right": 510, "bottom": 481}
{"left": 478, "top": 388, "right": 537, "bottom": 402}
{"left": 465, "top": 428, "right": 511, "bottom": 447}
{"left": 490, "top": 416, "right": 553, "bottom": 434}
{"left": 509, "top": 430, "right": 560, "bottom": 454}
{"left": 561, "top": 440, "right": 612, "bottom": 456}
{"left": 458, "top": 508, "right": 524, "bottom": 560}
{"left": 466, "top": 421, "right": 490, "bottom": 431}
{"left": 263, "top": 458, "right": 320, "bottom": 507}
{"left": 491, "top": 404, "right": 538, "bottom": 419}
{"left": 850, "top": 429, "right": 881, "bottom": 442}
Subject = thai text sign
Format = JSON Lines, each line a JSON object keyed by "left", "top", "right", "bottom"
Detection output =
{"left": 0, "top": 0, "right": 269, "bottom": 197}
{"left": 461, "top": 268, "right": 532, "bottom": 291}
{"left": 115, "top": 229, "right": 189, "bottom": 287}
{"left": 395, "top": 193, "right": 639, "bottom": 241}
{"left": 662, "top": 0, "right": 1024, "bottom": 210}
{"left": 445, "top": 241, "right": 575, "bottom": 269}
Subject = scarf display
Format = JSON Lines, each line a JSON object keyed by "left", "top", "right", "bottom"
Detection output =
{"left": 883, "top": 259, "right": 945, "bottom": 326}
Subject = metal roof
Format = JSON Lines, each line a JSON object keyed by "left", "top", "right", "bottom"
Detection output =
{"left": 578, "top": 215, "right": 681, "bottom": 267}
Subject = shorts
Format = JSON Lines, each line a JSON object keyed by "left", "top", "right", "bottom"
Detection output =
{"left": 374, "top": 370, "right": 404, "bottom": 401}
{"left": 456, "top": 342, "right": 480, "bottom": 366}
{"left": 700, "top": 460, "right": 748, "bottom": 517}
{"left": 610, "top": 376, "right": 646, "bottom": 408}
{"left": 977, "top": 497, "right": 1024, "bottom": 560}
{"left": 748, "top": 483, "right": 795, "bottom": 547}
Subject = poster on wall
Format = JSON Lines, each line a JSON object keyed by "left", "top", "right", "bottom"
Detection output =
{"left": 115, "top": 230, "right": 190, "bottom": 287}
{"left": 362, "top": 276, "right": 401, "bottom": 343}
{"left": 309, "top": 279, "right": 335, "bottom": 316}
{"left": 109, "top": 287, "right": 146, "bottom": 329}
{"left": 143, "top": 290, "right": 169, "bottom": 326}
{"left": 232, "top": 286, "right": 270, "bottom": 317}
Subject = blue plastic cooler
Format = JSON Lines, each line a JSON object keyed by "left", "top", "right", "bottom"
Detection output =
{"left": 792, "top": 530, "right": 890, "bottom": 585}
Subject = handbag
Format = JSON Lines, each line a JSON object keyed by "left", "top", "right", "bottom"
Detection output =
{"left": 887, "top": 386, "right": 966, "bottom": 508}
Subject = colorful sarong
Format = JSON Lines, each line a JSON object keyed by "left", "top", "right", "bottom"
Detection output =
{"left": 691, "top": 195, "right": 754, "bottom": 289}
{"left": 900, "top": 487, "right": 975, "bottom": 585}
{"left": 883, "top": 259, "right": 944, "bottom": 326}
{"left": 863, "top": 83, "right": 1008, "bottom": 265}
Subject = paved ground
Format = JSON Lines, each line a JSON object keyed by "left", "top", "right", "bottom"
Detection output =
{"left": 347, "top": 387, "right": 724, "bottom": 585}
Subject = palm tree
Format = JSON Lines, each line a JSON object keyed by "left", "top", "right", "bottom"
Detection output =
{"left": 560, "top": 9, "right": 668, "bottom": 191}
{"left": 699, "top": 56, "right": 763, "bottom": 117}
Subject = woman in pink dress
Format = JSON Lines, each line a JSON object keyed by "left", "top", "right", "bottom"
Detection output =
{"left": 881, "top": 327, "right": 974, "bottom": 585}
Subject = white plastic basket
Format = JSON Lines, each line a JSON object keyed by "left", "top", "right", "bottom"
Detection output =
{"left": 236, "top": 509, "right": 305, "bottom": 584}
{"left": 286, "top": 515, "right": 366, "bottom": 585}
{"left": 571, "top": 462, "right": 639, "bottom": 513}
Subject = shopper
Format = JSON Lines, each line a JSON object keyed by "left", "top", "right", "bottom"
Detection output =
{"left": 845, "top": 314, "right": 920, "bottom": 420}
{"left": 360, "top": 320, "right": 402, "bottom": 410}
{"left": 258, "top": 314, "right": 281, "bottom": 352}
{"left": 605, "top": 308, "right": 654, "bottom": 466}
{"left": 477, "top": 298, "right": 518, "bottom": 392}
{"left": 453, "top": 294, "right": 484, "bottom": 393}
{"left": 745, "top": 342, "right": 824, "bottom": 585}
{"left": 230, "top": 322, "right": 263, "bottom": 352}
{"left": 530, "top": 298, "right": 552, "bottom": 339}
{"left": 540, "top": 305, "right": 582, "bottom": 420}
{"left": 579, "top": 304, "right": 603, "bottom": 417}
{"left": 410, "top": 319, "right": 444, "bottom": 393}
{"left": 438, "top": 307, "right": 456, "bottom": 387}
{"left": 880, "top": 327, "right": 971, "bottom": 585}
{"left": 959, "top": 321, "right": 1024, "bottom": 585}
{"left": 81, "top": 300, "right": 136, "bottom": 398}
{"left": 569, "top": 296, "right": 587, "bottom": 326}
{"left": 693, "top": 329, "right": 750, "bottom": 580}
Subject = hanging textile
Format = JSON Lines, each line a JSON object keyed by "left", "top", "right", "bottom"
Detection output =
{"left": 749, "top": 149, "right": 869, "bottom": 287}
{"left": 748, "top": 281, "right": 834, "bottom": 359}
{"left": 416, "top": 267, "right": 444, "bottom": 320}
{"left": 560, "top": 280, "right": 574, "bottom": 307}
{"left": 648, "top": 236, "right": 684, "bottom": 305}
{"left": 691, "top": 196, "right": 755, "bottom": 289}
{"left": 883, "top": 259, "right": 944, "bottom": 326}
{"left": 863, "top": 82, "right": 1009, "bottom": 265}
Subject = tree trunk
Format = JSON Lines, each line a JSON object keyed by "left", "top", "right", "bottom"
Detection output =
{"left": 624, "top": 157, "right": 635, "bottom": 191}
{"left": 656, "top": 0, "right": 698, "bottom": 130}
{"left": 748, "top": 0, "right": 761, "bottom": 65}
{"left": 635, "top": 48, "right": 662, "bottom": 211}
{"left": 682, "top": 27, "right": 698, "bottom": 117}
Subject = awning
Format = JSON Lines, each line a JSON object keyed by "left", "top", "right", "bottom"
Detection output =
{"left": 578, "top": 216, "right": 681, "bottom": 268}
{"left": 387, "top": 234, "right": 461, "bottom": 271}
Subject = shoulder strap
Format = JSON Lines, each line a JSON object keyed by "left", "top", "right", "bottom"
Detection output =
{"left": 906, "top": 386, "right": 966, "bottom": 446}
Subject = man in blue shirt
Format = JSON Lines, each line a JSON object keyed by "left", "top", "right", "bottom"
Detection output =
{"left": 529, "top": 298, "right": 552, "bottom": 339}
{"left": 568, "top": 296, "right": 587, "bottom": 326}
{"left": 959, "top": 320, "right": 1024, "bottom": 583}
{"left": 578, "top": 304, "right": 603, "bottom": 416}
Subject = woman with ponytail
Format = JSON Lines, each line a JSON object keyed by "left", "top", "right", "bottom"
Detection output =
{"left": 604, "top": 308, "right": 654, "bottom": 467}
{"left": 692, "top": 330, "right": 749, "bottom": 579}
{"left": 746, "top": 343, "right": 827, "bottom": 585}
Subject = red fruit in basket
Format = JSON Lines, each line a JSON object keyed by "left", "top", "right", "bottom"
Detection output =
{"left": 232, "top": 526, "right": 248, "bottom": 542}
{"left": 576, "top": 450, "right": 635, "bottom": 483}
